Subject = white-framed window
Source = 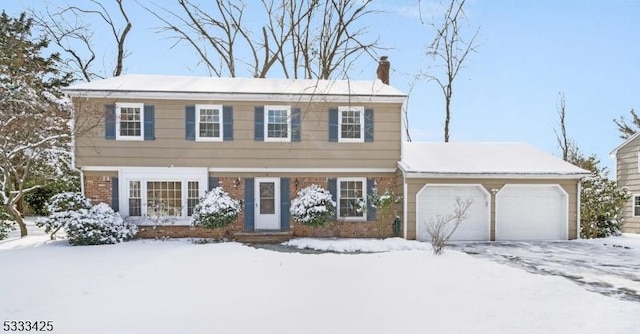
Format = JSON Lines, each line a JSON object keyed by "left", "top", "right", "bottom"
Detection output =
{"left": 337, "top": 177, "right": 367, "bottom": 221}
{"left": 129, "top": 181, "right": 142, "bottom": 217}
{"left": 147, "top": 181, "right": 183, "bottom": 217}
{"left": 126, "top": 180, "right": 203, "bottom": 219}
{"left": 116, "top": 102, "right": 144, "bottom": 141}
{"left": 338, "top": 106, "right": 364, "bottom": 143}
{"left": 196, "top": 104, "right": 223, "bottom": 141}
{"left": 120, "top": 167, "right": 208, "bottom": 223}
{"left": 265, "top": 105, "right": 291, "bottom": 142}
{"left": 634, "top": 195, "right": 640, "bottom": 217}
{"left": 187, "top": 181, "right": 200, "bottom": 217}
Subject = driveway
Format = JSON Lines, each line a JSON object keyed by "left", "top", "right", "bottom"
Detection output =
{"left": 451, "top": 240, "right": 640, "bottom": 303}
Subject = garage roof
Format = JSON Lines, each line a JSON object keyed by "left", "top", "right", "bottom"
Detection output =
{"left": 399, "top": 142, "right": 591, "bottom": 179}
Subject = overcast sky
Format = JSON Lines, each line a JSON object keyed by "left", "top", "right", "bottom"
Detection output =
{"left": 4, "top": 0, "right": 639, "bottom": 174}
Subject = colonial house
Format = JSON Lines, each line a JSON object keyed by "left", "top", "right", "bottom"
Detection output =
{"left": 63, "top": 61, "right": 589, "bottom": 242}
{"left": 610, "top": 134, "right": 640, "bottom": 233}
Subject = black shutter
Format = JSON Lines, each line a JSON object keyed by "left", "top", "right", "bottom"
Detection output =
{"left": 185, "top": 106, "right": 196, "bottom": 140}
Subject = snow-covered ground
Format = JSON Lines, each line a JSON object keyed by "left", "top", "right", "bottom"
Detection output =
{"left": 1, "top": 223, "right": 640, "bottom": 334}
{"left": 451, "top": 234, "right": 640, "bottom": 303}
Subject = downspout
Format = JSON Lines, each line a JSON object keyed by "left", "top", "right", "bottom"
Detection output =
{"left": 576, "top": 179, "right": 582, "bottom": 239}
{"left": 68, "top": 94, "right": 84, "bottom": 196}
{"left": 403, "top": 180, "right": 408, "bottom": 239}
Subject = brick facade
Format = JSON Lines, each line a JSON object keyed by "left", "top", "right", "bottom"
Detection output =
{"left": 84, "top": 174, "right": 113, "bottom": 207}
{"left": 83, "top": 173, "right": 400, "bottom": 240}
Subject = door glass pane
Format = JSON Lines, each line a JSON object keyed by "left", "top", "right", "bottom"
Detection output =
{"left": 259, "top": 182, "right": 275, "bottom": 214}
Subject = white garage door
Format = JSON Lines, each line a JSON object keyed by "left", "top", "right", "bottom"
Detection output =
{"left": 416, "top": 185, "right": 490, "bottom": 242}
{"left": 496, "top": 184, "right": 568, "bottom": 240}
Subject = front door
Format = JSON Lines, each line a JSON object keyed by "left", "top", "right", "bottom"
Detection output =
{"left": 254, "top": 178, "right": 281, "bottom": 230}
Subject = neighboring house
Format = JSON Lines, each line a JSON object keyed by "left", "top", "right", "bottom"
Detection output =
{"left": 63, "top": 68, "right": 589, "bottom": 241}
{"left": 610, "top": 133, "right": 640, "bottom": 233}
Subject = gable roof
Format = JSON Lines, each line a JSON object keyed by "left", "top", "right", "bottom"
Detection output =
{"left": 399, "top": 142, "right": 590, "bottom": 179}
{"left": 62, "top": 74, "right": 407, "bottom": 103}
{"left": 609, "top": 132, "right": 640, "bottom": 157}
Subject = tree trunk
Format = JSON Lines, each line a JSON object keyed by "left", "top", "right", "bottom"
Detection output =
{"left": 5, "top": 204, "right": 27, "bottom": 237}
{"left": 444, "top": 95, "right": 451, "bottom": 142}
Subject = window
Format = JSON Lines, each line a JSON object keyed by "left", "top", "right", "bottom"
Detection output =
{"left": 196, "top": 104, "right": 223, "bottom": 141}
{"left": 129, "top": 181, "right": 141, "bottom": 216}
{"left": 187, "top": 182, "right": 199, "bottom": 217}
{"left": 337, "top": 177, "right": 367, "bottom": 220}
{"left": 634, "top": 196, "right": 640, "bottom": 217}
{"left": 265, "top": 105, "right": 291, "bottom": 142}
{"left": 147, "top": 181, "right": 182, "bottom": 217}
{"left": 338, "top": 106, "right": 364, "bottom": 142}
{"left": 116, "top": 103, "right": 144, "bottom": 140}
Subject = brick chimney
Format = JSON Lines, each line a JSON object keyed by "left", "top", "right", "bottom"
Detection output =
{"left": 376, "top": 56, "right": 390, "bottom": 85}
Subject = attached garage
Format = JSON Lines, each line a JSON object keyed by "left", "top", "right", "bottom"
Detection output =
{"left": 416, "top": 184, "right": 490, "bottom": 241}
{"left": 400, "top": 142, "right": 590, "bottom": 241}
{"left": 496, "top": 184, "right": 568, "bottom": 240}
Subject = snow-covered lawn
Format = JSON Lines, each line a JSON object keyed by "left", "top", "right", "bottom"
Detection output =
{"left": 1, "top": 223, "right": 639, "bottom": 334}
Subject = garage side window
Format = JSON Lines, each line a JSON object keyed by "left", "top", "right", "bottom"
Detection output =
{"left": 634, "top": 196, "right": 640, "bottom": 217}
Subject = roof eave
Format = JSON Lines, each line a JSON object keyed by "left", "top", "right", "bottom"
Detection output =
{"left": 61, "top": 89, "right": 408, "bottom": 104}
{"left": 609, "top": 132, "right": 640, "bottom": 157}
{"left": 401, "top": 171, "right": 591, "bottom": 179}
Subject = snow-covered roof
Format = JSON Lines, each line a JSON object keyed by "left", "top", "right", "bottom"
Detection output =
{"left": 399, "top": 142, "right": 590, "bottom": 179}
{"left": 63, "top": 74, "right": 407, "bottom": 103}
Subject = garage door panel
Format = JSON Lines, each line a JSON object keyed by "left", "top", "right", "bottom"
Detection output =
{"left": 417, "top": 185, "right": 490, "bottom": 242}
{"left": 496, "top": 185, "right": 568, "bottom": 240}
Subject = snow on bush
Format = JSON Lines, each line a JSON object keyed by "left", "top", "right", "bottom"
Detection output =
{"left": 581, "top": 174, "right": 630, "bottom": 238}
{"left": 0, "top": 211, "right": 14, "bottom": 240}
{"left": 65, "top": 203, "right": 137, "bottom": 246}
{"left": 36, "top": 192, "right": 93, "bottom": 239}
{"left": 192, "top": 187, "right": 241, "bottom": 229}
{"left": 290, "top": 184, "right": 336, "bottom": 226}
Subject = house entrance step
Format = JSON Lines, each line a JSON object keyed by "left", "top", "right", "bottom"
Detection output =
{"left": 233, "top": 231, "right": 293, "bottom": 244}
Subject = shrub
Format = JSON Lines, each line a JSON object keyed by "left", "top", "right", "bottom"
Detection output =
{"left": 192, "top": 187, "right": 241, "bottom": 229}
{"left": 424, "top": 197, "right": 474, "bottom": 255}
{"left": 24, "top": 180, "right": 80, "bottom": 215}
{"left": 65, "top": 203, "right": 137, "bottom": 246}
{"left": 580, "top": 174, "right": 630, "bottom": 238}
{"left": 36, "top": 192, "right": 92, "bottom": 239}
{"left": 368, "top": 182, "right": 403, "bottom": 238}
{"left": 290, "top": 184, "right": 336, "bottom": 226}
{"left": 0, "top": 209, "right": 14, "bottom": 240}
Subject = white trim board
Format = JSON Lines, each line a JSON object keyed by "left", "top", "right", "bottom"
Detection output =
{"left": 207, "top": 167, "right": 396, "bottom": 173}
{"left": 64, "top": 90, "right": 407, "bottom": 104}
{"left": 80, "top": 166, "right": 396, "bottom": 174}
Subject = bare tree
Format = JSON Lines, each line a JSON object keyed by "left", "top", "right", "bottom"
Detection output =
{"left": 424, "top": 197, "right": 474, "bottom": 255}
{"left": 613, "top": 108, "right": 640, "bottom": 140}
{"left": 145, "top": 0, "right": 380, "bottom": 79}
{"left": 555, "top": 92, "right": 571, "bottom": 161}
{"left": 421, "top": 0, "right": 479, "bottom": 142}
{"left": 31, "top": 0, "right": 132, "bottom": 81}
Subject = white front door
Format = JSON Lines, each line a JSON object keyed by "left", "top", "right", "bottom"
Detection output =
{"left": 255, "top": 178, "right": 281, "bottom": 230}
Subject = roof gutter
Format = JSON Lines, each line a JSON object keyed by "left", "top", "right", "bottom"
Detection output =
{"left": 61, "top": 89, "right": 408, "bottom": 104}
{"left": 402, "top": 171, "right": 591, "bottom": 180}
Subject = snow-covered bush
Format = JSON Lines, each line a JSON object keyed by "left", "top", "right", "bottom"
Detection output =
{"left": 0, "top": 208, "right": 14, "bottom": 240}
{"left": 368, "top": 182, "right": 403, "bottom": 238}
{"left": 192, "top": 187, "right": 241, "bottom": 229}
{"left": 290, "top": 184, "right": 336, "bottom": 226}
{"left": 580, "top": 174, "right": 630, "bottom": 238}
{"left": 36, "top": 192, "right": 92, "bottom": 239}
{"left": 65, "top": 203, "right": 137, "bottom": 246}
